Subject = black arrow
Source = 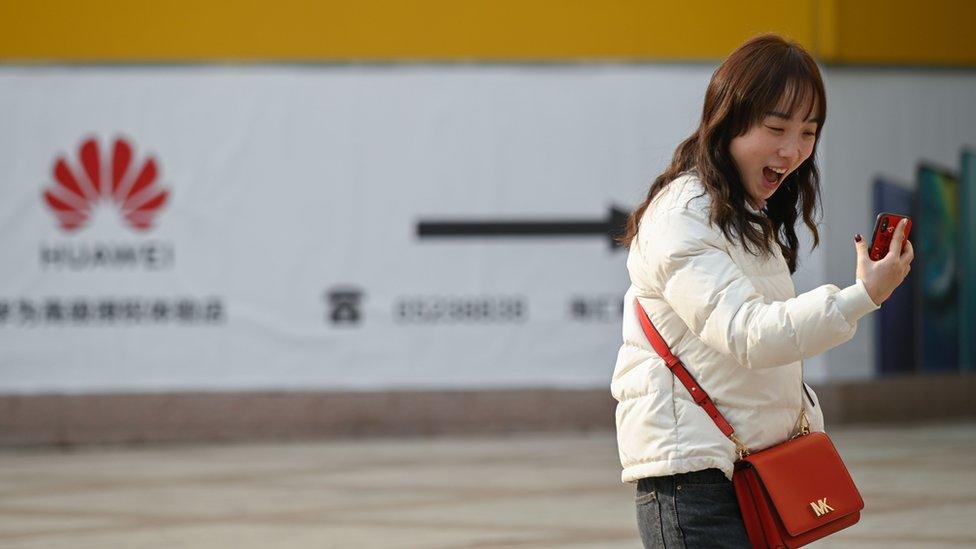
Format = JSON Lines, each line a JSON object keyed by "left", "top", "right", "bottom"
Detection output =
{"left": 417, "top": 205, "right": 630, "bottom": 249}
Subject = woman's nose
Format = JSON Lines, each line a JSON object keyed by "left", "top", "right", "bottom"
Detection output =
{"left": 778, "top": 141, "right": 801, "bottom": 162}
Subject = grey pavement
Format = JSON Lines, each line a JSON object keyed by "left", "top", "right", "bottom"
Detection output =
{"left": 0, "top": 422, "right": 973, "bottom": 548}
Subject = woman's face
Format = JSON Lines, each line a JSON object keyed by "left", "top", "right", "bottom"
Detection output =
{"left": 729, "top": 102, "right": 819, "bottom": 210}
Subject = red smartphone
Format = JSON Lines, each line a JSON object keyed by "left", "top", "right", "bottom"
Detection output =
{"left": 869, "top": 212, "right": 912, "bottom": 261}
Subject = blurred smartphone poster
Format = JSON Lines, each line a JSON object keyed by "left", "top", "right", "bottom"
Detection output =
{"left": 872, "top": 177, "right": 916, "bottom": 375}
{"left": 961, "top": 150, "right": 975, "bottom": 372}
{"left": 915, "top": 164, "right": 961, "bottom": 373}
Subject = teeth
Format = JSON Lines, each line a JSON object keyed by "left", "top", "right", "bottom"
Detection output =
{"left": 768, "top": 167, "right": 787, "bottom": 174}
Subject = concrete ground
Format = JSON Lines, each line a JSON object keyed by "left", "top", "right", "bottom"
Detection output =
{"left": 0, "top": 422, "right": 972, "bottom": 548}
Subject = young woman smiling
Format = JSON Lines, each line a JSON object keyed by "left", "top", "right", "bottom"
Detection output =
{"left": 611, "top": 34, "right": 913, "bottom": 548}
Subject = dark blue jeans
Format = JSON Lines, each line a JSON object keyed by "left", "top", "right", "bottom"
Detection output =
{"left": 635, "top": 468, "right": 751, "bottom": 548}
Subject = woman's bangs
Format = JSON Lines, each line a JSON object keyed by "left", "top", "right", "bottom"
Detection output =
{"left": 777, "top": 76, "right": 824, "bottom": 124}
{"left": 745, "top": 61, "right": 825, "bottom": 130}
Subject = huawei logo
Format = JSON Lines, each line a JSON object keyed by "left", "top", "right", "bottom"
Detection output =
{"left": 42, "top": 137, "right": 169, "bottom": 232}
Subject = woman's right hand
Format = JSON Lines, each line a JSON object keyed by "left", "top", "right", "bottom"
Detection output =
{"left": 854, "top": 218, "right": 914, "bottom": 306}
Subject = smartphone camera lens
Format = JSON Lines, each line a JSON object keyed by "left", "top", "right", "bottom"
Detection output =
{"left": 880, "top": 217, "right": 889, "bottom": 231}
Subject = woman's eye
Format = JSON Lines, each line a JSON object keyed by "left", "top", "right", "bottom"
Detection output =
{"left": 803, "top": 131, "right": 816, "bottom": 137}
{"left": 766, "top": 126, "right": 785, "bottom": 133}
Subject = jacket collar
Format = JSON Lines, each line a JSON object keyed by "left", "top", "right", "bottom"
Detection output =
{"left": 744, "top": 199, "right": 766, "bottom": 216}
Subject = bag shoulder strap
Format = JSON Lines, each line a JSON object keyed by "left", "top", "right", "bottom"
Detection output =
{"left": 633, "top": 298, "right": 748, "bottom": 453}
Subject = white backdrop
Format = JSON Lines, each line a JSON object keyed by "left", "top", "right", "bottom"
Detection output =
{"left": 1, "top": 65, "right": 973, "bottom": 392}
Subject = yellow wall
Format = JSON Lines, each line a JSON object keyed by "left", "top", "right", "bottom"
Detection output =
{"left": 834, "top": 0, "right": 976, "bottom": 66}
{"left": 0, "top": 0, "right": 973, "bottom": 66}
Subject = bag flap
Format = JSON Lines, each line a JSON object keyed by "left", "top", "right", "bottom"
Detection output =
{"left": 743, "top": 432, "right": 864, "bottom": 537}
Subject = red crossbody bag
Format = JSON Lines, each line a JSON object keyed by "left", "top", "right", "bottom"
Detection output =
{"left": 634, "top": 299, "right": 864, "bottom": 548}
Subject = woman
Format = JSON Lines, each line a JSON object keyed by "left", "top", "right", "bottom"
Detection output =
{"left": 611, "top": 34, "right": 913, "bottom": 548}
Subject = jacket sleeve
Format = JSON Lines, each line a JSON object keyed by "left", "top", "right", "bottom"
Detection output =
{"left": 639, "top": 204, "right": 880, "bottom": 370}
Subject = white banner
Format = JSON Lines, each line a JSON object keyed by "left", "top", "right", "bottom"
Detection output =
{"left": 9, "top": 66, "right": 971, "bottom": 392}
{"left": 0, "top": 65, "right": 718, "bottom": 392}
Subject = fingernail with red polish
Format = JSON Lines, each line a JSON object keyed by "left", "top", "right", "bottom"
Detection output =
{"left": 854, "top": 234, "right": 862, "bottom": 242}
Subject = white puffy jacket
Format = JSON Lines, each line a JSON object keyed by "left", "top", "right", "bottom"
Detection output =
{"left": 612, "top": 173, "right": 879, "bottom": 482}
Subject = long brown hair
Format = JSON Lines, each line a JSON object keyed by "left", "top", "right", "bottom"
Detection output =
{"left": 617, "top": 34, "right": 826, "bottom": 274}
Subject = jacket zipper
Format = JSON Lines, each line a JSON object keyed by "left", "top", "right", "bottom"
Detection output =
{"left": 802, "top": 383, "right": 816, "bottom": 407}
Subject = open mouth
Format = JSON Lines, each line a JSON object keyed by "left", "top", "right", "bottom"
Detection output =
{"left": 762, "top": 166, "right": 787, "bottom": 185}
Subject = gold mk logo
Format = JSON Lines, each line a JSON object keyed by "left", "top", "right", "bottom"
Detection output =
{"left": 809, "top": 498, "right": 834, "bottom": 517}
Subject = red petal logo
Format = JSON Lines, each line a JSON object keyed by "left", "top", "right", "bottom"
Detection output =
{"left": 43, "top": 137, "right": 169, "bottom": 232}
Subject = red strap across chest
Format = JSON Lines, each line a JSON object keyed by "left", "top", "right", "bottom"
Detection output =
{"left": 633, "top": 298, "right": 735, "bottom": 438}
